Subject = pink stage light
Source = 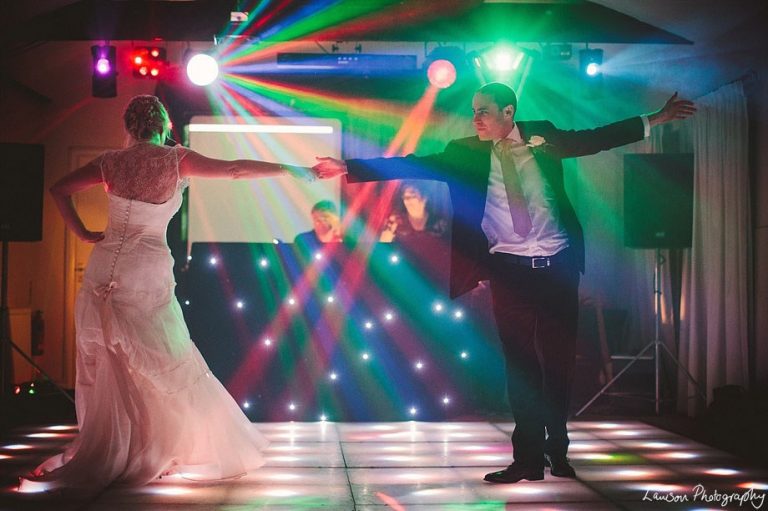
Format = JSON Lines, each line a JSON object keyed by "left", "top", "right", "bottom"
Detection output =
{"left": 427, "top": 59, "right": 457, "bottom": 89}
{"left": 95, "top": 57, "right": 111, "bottom": 75}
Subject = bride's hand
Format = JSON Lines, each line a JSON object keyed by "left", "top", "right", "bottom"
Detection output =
{"left": 284, "top": 164, "right": 316, "bottom": 183}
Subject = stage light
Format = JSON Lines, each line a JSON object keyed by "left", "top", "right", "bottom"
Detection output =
{"left": 424, "top": 46, "right": 467, "bottom": 89}
{"left": 263, "top": 338, "right": 272, "bottom": 346}
{"left": 130, "top": 46, "right": 167, "bottom": 79}
{"left": 91, "top": 45, "right": 117, "bottom": 98}
{"left": 579, "top": 48, "right": 603, "bottom": 78}
{"left": 426, "top": 59, "right": 456, "bottom": 89}
{"left": 95, "top": 58, "right": 111, "bottom": 75}
{"left": 471, "top": 43, "right": 530, "bottom": 83}
{"left": 485, "top": 45, "right": 524, "bottom": 72}
{"left": 186, "top": 53, "right": 219, "bottom": 86}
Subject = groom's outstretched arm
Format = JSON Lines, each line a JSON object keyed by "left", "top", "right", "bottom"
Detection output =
{"left": 313, "top": 152, "right": 448, "bottom": 183}
{"left": 550, "top": 92, "right": 696, "bottom": 159}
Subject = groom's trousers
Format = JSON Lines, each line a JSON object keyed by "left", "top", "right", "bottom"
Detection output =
{"left": 489, "top": 247, "right": 580, "bottom": 469}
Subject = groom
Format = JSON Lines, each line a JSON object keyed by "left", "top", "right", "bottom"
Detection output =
{"left": 313, "top": 82, "right": 695, "bottom": 483}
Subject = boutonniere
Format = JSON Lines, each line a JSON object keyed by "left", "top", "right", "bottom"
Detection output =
{"left": 525, "top": 135, "right": 553, "bottom": 155}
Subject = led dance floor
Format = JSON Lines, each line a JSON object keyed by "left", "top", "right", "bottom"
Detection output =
{"left": 1, "top": 420, "right": 766, "bottom": 510}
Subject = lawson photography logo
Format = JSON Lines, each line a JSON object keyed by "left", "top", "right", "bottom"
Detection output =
{"left": 642, "top": 484, "right": 766, "bottom": 509}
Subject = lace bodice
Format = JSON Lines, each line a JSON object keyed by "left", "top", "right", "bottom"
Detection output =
{"left": 98, "top": 143, "right": 190, "bottom": 204}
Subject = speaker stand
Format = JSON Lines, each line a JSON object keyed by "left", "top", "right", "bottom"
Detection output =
{"left": 0, "top": 240, "right": 75, "bottom": 406}
{"left": 576, "top": 248, "right": 706, "bottom": 416}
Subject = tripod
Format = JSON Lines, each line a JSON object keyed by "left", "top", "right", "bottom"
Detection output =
{"left": 0, "top": 240, "right": 75, "bottom": 407}
{"left": 576, "top": 248, "right": 706, "bottom": 416}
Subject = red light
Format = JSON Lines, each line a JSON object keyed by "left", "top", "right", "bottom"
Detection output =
{"left": 131, "top": 46, "right": 166, "bottom": 79}
{"left": 13, "top": 386, "right": 21, "bottom": 395}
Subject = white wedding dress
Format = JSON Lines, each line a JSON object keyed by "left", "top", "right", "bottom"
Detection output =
{"left": 20, "top": 143, "right": 268, "bottom": 493}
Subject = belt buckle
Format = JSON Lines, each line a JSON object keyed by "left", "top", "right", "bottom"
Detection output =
{"left": 531, "top": 256, "right": 550, "bottom": 269}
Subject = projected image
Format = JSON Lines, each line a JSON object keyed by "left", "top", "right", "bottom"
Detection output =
{"left": 187, "top": 116, "right": 342, "bottom": 245}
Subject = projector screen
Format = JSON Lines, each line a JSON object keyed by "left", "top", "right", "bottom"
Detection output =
{"left": 187, "top": 116, "right": 342, "bottom": 247}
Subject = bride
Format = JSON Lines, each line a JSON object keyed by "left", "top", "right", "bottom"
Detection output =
{"left": 20, "top": 95, "right": 311, "bottom": 492}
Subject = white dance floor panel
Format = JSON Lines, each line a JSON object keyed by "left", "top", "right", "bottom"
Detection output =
{"left": 1, "top": 420, "right": 766, "bottom": 510}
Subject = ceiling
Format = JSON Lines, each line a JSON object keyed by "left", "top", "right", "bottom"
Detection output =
{"left": 1, "top": 0, "right": 692, "bottom": 46}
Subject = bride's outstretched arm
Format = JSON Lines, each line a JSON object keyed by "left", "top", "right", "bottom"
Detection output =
{"left": 49, "top": 160, "right": 105, "bottom": 243}
{"left": 179, "top": 150, "right": 315, "bottom": 181}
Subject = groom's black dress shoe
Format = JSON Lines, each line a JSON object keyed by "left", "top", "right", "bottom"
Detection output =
{"left": 483, "top": 463, "right": 544, "bottom": 484}
{"left": 544, "top": 454, "right": 576, "bottom": 478}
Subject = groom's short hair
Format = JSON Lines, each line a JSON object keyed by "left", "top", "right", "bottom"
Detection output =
{"left": 477, "top": 82, "right": 518, "bottom": 111}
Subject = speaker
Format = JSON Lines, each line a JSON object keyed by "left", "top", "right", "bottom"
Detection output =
{"left": 624, "top": 153, "right": 693, "bottom": 248}
{"left": 0, "top": 143, "right": 45, "bottom": 242}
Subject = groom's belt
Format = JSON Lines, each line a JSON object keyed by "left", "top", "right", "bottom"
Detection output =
{"left": 490, "top": 248, "right": 571, "bottom": 269}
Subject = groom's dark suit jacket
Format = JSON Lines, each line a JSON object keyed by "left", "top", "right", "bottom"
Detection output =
{"left": 346, "top": 117, "right": 645, "bottom": 298}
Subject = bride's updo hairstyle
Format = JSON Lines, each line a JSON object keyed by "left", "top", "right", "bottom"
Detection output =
{"left": 123, "top": 94, "right": 169, "bottom": 140}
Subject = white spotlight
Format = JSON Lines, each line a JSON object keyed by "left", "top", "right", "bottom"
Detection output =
{"left": 187, "top": 53, "right": 219, "bottom": 86}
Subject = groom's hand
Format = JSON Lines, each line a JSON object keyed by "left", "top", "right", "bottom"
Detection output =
{"left": 648, "top": 92, "right": 697, "bottom": 127}
{"left": 313, "top": 157, "right": 348, "bottom": 179}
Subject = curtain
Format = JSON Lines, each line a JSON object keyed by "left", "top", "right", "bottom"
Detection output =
{"left": 677, "top": 81, "right": 751, "bottom": 416}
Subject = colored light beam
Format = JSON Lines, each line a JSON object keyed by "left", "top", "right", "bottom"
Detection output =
{"left": 219, "top": 80, "right": 460, "bottom": 416}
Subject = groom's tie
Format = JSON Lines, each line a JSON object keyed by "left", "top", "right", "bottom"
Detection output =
{"left": 494, "top": 140, "right": 532, "bottom": 237}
